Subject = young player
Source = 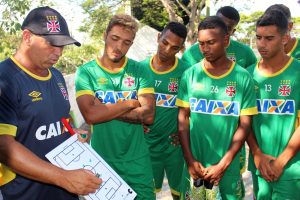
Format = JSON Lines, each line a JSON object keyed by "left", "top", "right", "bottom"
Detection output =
{"left": 182, "top": 6, "right": 256, "bottom": 68}
{"left": 140, "top": 22, "right": 189, "bottom": 199}
{"left": 265, "top": 4, "right": 300, "bottom": 59}
{"left": 75, "top": 14, "right": 155, "bottom": 199}
{"left": 177, "top": 16, "right": 257, "bottom": 199}
{"left": 247, "top": 10, "right": 300, "bottom": 199}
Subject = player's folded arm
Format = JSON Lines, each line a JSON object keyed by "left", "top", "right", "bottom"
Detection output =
{"left": 117, "top": 93, "right": 155, "bottom": 125}
{"left": 76, "top": 93, "right": 139, "bottom": 125}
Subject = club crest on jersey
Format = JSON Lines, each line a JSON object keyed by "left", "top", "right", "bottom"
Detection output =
{"left": 58, "top": 83, "right": 69, "bottom": 100}
{"left": 227, "top": 53, "right": 236, "bottom": 62}
{"left": 190, "top": 98, "right": 240, "bottom": 116}
{"left": 123, "top": 76, "right": 135, "bottom": 87}
{"left": 257, "top": 99, "right": 295, "bottom": 115}
{"left": 28, "top": 91, "right": 43, "bottom": 102}
{"left": 46, "top": 16, "right": 60, "bottom": 33}
{"left": 95, "top": 90, "right": 137, "bottom": 104}
{"left": 225, "top": 86, "right": 236, "bottom": 97}
{"left": 155, "top": 93, "right": 177, "bottom": 108}
{"left": 168, "top": 81, "right": 178, "bottom": 92}
{"left": 278, "top": 85, "right": 291, "bottom": 96}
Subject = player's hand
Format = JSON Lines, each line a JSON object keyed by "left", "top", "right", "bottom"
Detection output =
{"left": 143, "top": 124, "right": 150, "bottom": 134}
{"left": 269, "top": 159, "right": 285, "bottom": 181}
{"left": 253, "top": 151, "right": 276, "bottom": 182}
{"left": 61, "top": 169, "right": 102, "bottom": 195}
{"left": 75, "top": 128, "right": 90, "bottom": 143}
{"left": 188, "top": 160, "right": 205, "bottom": 180}
{"left": 169, "top": 133, "right": 180, "bottom": 146}
{"left": 203, "top": 163, "right": 226, "bottom": 185}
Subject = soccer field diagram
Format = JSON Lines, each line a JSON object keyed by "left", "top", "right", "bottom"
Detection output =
{"left": 46, "top": 135, "right": 136, "bottom": 200}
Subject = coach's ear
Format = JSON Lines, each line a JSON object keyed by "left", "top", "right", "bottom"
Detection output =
{"left": 103, "top": 32, "right": 107, "bottom": 41}
{"left": 224, "top": 33, "right": 230, "bottom": 48}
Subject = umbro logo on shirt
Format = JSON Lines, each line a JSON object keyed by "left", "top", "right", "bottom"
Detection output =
{"left": 28, "top": 91, "right": 43, "bottom": 102}
{"left": 192, "top": 83, "right": 205, "bottom": 90}
{"left": 98, "top": 77, "right": 108, "bottom": 85}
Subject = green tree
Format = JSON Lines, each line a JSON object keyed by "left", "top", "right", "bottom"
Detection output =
{"left": 55, "top": 44, "right": 100, "bottom": 74}
{"left": 292, "top": 17, "right": 300, "bottom": 36}
{"left": 159, "top": 0, "right": 213, "bottom": 45}
{"left": 79, "top": 0, "right": 114, "bottom": 41}
{"left": 236, "top": 11, "right": 263, "bottom": 46}
{"left": 0, "top": 0, "right": 51, "bottom": 33}
{"left": 131, "top": 0, "right": 169, "bottom": 31}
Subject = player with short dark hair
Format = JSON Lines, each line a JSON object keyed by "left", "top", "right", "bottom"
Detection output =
{"left": 247, "top": 10, "right": 300, "bottom": 199}
{"left": 216, "top": 6, "right": 240, "bottom": 34}
{"left": 182, "top": 6, "right": 257, "bottom": 68}
{"left": 265, "top": 4, "right": 300, "bottom": 59}
{"left": 140, "top": 21, "right": 189, "bottom": 200}
{"left": 161, "top": 21, "right": 188, "bottom": 39}
{"left": 177, "top": 16, "right": 257, "bottom": 199}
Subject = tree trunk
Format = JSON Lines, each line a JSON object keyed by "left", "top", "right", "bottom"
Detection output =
{"left": 160, "top": 0, "right": 183, "bottom": 23}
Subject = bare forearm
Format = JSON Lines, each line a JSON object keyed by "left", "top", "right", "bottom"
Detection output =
{"left": 246, "top": 128, "right": 262, "bottom": 156}
{"left": 220, "top": 117, "right": 251, "bottom": 168}
{"left": 117, "top": 105, "right": 154, "bottom": 124}
{"left": 77, "top": 96, "right": 138, "bottom": 124}
{"left": 0, "top": 136, "right": 64, "bottom": 187}
{"left": 179, "top": 128, "right": 195, "bottom": 164}
{"left": 178, "top": 108, "right": 194, "bottom": 164}
{"left": 276, "top": 127, "right": 300, "bottom": 167}
{"left": 117, "top": 94, "right": 155, "bottom": 125}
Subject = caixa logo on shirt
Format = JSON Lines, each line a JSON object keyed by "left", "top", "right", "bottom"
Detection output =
{"left": 189, "top": 98, "right": 240, "bottom": 116}
{"left": 35, "top": 121, "right": 63, "bottom": 140}
{"left": 257, "top": 99, "right": 295, "bottom": 115}
{"left": 95, "top": 90, "right": 137, "bottom": 104}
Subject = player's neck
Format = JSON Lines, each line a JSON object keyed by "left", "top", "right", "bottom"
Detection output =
{"left": 99, "top": 55, "right": 126, "bottom": 72}
{"left": 284, "top": 37, "right": 296, "bottom": 54}
{"left": 203, "top": 57, "right": 232, "bottom": 76}
{"left": 152, "top": 55, "right": 176, "bottom": 72}
{"left": 13, "top": 50, "right": 49, "bottom": 77}
{"left": 259, "top": 53, "right": 290, "bottom": 74}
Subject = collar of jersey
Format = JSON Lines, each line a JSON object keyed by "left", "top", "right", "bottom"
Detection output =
{"left": 256, "top": 57, "right": 293, "bottom": 77}
{"left": 150, "top": 56, "right": 178, "bottom": 74}
{"left": 10, "top": 56, "right": 52, "bottom": 81}
{"left": 96, "top": 57, "right": 128, "bottom": 74}
{"left": 287, "top": 38, "right": 298, "bottom": 56}
{"left": 201, "top": 59, "right": 235, "bottom": 79}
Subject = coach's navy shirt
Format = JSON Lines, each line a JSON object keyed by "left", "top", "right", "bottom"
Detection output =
{"left": 0, "top": 57, "right": 78, "bottom": 200}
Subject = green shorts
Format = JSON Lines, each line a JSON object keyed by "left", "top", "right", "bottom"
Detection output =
{"left": 108, "top": 156, "right": 155, "bottom": 200}
{"left": 150, "top": 146, "right": 184, "bottom": 196}
{"left": 255, "top": 175, "right": 300, "bottom": 200}
{"left": 180, "top": 163, "right": 243, "bottom": 200}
